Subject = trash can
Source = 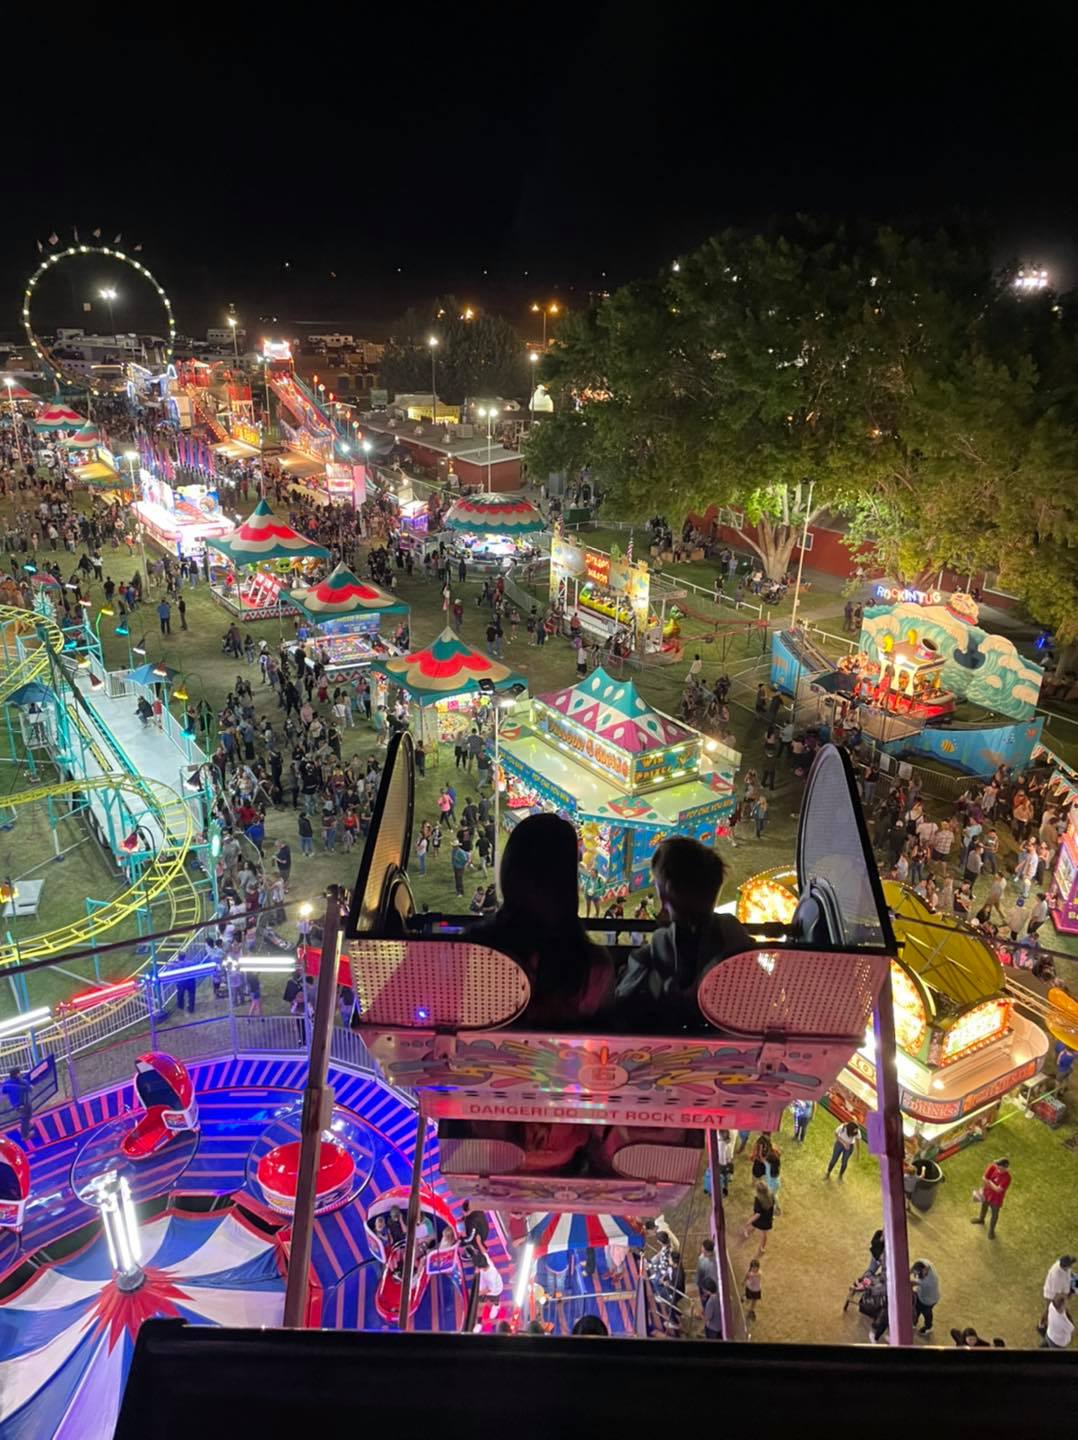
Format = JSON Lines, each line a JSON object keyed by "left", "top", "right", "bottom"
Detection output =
{"left": 909, "top": 1158, "right": 943, "bottom": 1212}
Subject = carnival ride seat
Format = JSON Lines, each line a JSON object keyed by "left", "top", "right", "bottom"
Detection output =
{"left": 0, "top": 1136, "right": 29, "bottom": 1232}
{"left": 120, "top": 1052, "right": 200, "bottom": 1161}
{"left": 345, "top": 737, "right": 894, "bottom": 1212}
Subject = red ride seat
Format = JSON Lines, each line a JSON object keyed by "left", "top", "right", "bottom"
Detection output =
{"left": 120, "top": 1105, "right": 172, "bottom": 1160}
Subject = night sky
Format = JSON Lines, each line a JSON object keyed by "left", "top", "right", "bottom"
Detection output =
{"left": 3, "top": 6, "right": 1076, "bottom": 339}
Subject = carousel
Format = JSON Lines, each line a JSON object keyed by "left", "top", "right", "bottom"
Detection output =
{"left": 284, "top": 563, "right": 409, "bottom": 683}
{"left": 737, "top": 870, "right": 1049, "bottom": 1158}
{"left": 207, "top": 498, "right": 330, "bottom": 620}
{"left": 437, "top": 492, "right": 546, "bottom": 572}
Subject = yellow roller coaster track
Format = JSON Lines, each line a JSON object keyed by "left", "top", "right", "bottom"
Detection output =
{"left": 0, "top": 604, "right": 65, "bottom": 706}
{"left": 0, "top": 773, "right": 197, "bottom": 967}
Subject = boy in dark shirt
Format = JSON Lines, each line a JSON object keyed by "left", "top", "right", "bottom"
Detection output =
{"left": 616, "top": 837, "right": 753, "bottom": 1027}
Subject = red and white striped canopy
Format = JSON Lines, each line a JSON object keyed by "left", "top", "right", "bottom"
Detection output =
{"left": 524, "top": 1212, "right": 645, "bottom": 1255}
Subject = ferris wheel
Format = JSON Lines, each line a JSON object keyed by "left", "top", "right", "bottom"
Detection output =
{"left": 22, "top": 244, "right": 176, "bottom": 395}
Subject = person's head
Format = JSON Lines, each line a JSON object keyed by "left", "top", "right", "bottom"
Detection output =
{"left": 1060, "top": 1255, "right": 1076, "bottom": 1271}
{"left": 702, "top": 1238, "right": 715, "bottom": 1255}
{"left": 651, "top": 837, "right": 725, "bottom": 924}
{"left": 460, "top": 1200, "right": 471, "bottom": 1215}
{"left": 571, "top": 1314, "right": 608, "bottom": 1337}
{"left": 7, "top": 1067, "right": 20, "bottom": 1081}
{"left": 844, "top": 1122, "right": 859, "bottom": 1139}
{"left": 995, "top": 1157, "right": 1010, "bottom": 1171}
{"left": 495, "top": 1320, "right": 513, "bottom": 1334}
{"left": 498, "top": 813, "right": 580, "bottom": 925}
{"left": 525, "top": 1320, "right": 545, "bottom": 1335}
{"left": 747, "top": 1258, "right": 760, "bottom": 1275}
{"left": 656, "top": 1231, "right": 670, "bottom": 1248}
{"left": 754, "top": 1181, "right": 772, "bottom": 1205}
{"left": 911, "top": 1260, "right": 930, "bottom": 1279}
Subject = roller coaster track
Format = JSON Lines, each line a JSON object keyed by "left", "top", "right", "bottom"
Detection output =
{"left": 0, "top": 605, "right": 65, "bottom": 706}
{"left": 0, "top": 773, "right": 197, "bottom": 968}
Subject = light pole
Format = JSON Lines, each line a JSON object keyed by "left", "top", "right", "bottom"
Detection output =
{"left": 123, "top": 450, "right": 149, "bottom": 587}
{"left": 530, "top": 301, "right": 559, "bottom": 348}
{"left": 227, "top": 315, "right": 239, "bottom": 361}
{"left": 3, "top": 378, "right": 24, "bottom": 468}
{"left": 428, "top": 335, "right": 439, "bottom": 428}
{"left": 99, "top": 287, "right": 118, "bottom": 336}
{"left": 528, "top": 352, "right": 539, "bottom": 425}
{"left": 477, "top": 406, "right": 499, "bottom": 491}
{"left": 789, "top": 478, "right": 815, "bottom": 631}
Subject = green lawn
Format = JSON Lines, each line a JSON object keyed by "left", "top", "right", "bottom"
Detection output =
{"left": 5, "top": 490, "right": 1078, "bottom": 1348}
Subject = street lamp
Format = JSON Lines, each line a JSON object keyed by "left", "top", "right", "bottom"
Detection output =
{"left": 3, "top": 377, "right": 25, "bottom": 467}
{"left": 123, "top": 450, "right": 149, "bottom": 586}
{"left": 227, "top": 315, "right": 239, "bottom": 360}
{"left": 530, "top": 301, "right": 559, "bottom": 348}
{"left": 428, "top": 336, "right": 439, "bottom": 428}
{"left": 99, "top": 287, "right": 118, "bottom": 335}
{"left": 528, "top": 353, "right": 540, "bottom": 425}
{"left": 477, "top": 406, "right": 499, "bottom": 490}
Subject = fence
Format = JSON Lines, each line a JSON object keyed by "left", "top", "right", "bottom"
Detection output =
{"left": 18, "top": 986, "right": 391, "bottom": 1116}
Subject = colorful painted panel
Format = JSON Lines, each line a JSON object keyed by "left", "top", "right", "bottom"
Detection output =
{"left": 859, "top": 602, "right": 1043, "bottom": 721}
{"left": 880, "top": 715, "right": 1044, "bottom": 775}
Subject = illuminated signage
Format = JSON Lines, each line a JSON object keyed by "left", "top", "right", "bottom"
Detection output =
{"left": 874, "top": 585, "right": 943, "bottom": 606}
{"left": 633, "top": 747, "right": 697, "bottom": 787}
{"left": 584, "top": 549, "right": 610, "bottom": 586}
{"left": 231, "top": 421, "right": 261, "bottom": 448}
{"left": 542, "top": 712, "right": 631, "bottom": 783}
{"left": 262, "top": 340, "right": 292, "bottom": 362}
{"left": 938, "top": 998, "right": 1011, "bottom": 1065}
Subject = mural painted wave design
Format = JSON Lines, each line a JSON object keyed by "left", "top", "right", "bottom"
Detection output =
{"left": 859, "top": 604, "right": 1042, "bottom": 721}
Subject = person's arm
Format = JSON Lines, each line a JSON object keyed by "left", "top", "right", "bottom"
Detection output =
{"left": 614, "top": 942, "right": 653, "bottom": 1002}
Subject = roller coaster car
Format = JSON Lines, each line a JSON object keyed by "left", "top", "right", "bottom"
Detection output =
{"left": 345, "top": 737, "right": 894, "bottom": 1213}
{"left": 120, "top": 1052, "right": 200, "bottom": 1161}
{"left": 0, "top": 1136, "right": 29, "bottom": 1232}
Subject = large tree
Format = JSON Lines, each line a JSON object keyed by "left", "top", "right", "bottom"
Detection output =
{"left": 526, "top": 224, "right": 1078, "bottom": 636}
{"left": 381, "top": 297, "right": 530, "bottom": 406}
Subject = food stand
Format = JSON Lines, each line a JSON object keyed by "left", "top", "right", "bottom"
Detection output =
{"left": 284, "top": 563, "right": 409, "bottom": 683}
{"left": 368, "top": 627, "right": 527, "bottom": 752}
{"left": 738, "top": 871, "right": 1049, "bottom": 1158}
{"left": 549, "top": 535, "right": 677, "bottom": 651}
{"left": 438, "top": 492, "right": 545, "bottom": 572}
{"left": 498, "top": 667, "right": 739, "bottom": 901}
{"left": 133, "top": 472, "right": 234, "bottom": 561}
{"left": 206, "top": 498, "right": 329, "bottom": 621}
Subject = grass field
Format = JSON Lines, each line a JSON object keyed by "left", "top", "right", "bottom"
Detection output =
{"left": 4, "top": 487, "right": 1078, "bottom": 1348}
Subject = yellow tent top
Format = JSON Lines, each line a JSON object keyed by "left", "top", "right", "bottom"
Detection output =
{"left": 883, "top": 880, "right": 1002, "bottom": 1007}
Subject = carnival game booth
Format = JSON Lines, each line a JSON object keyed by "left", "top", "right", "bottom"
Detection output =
{"left": 439, "top": 492, "right": 545, "bottom": 573}
{"left": 737, "top": 870, "right": 1049, "bottom": 1159}
{"left": 368, "top": 627, "right": 527, "bottom": 753}
{"left": 339, "top": 735, "right": 918, "bottom": 1342}
{"left": 549, "top": 534, "right": 678, "bottom": 651}
{"left": 284, "top": 563, "right": 409, "bottom": 684}
{"left": 207, "top": 498, "right": 330, "bottom": 621}
{"left": 134, "top": 472, "right": 234, "bottom": 561}
{"left": 498, "top": 667, "right": 738, "bottom": 901}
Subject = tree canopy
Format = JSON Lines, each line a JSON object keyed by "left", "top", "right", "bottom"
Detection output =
{"left": 525, "top": 222, "right": 1078, "bottom": 638}
{"left": 381, "top": 297, "right": 530, "bottom": 406}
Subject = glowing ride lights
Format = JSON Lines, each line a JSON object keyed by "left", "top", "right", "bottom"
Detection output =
{"left": 0, "top": 1006, "right": 51, "bottom": 1040}
{"left": 87, "top": 1171, "right": 144, "bottom": 1292}
{"left": 1013, "top": 268, "right": 1049, "bottom": 293}
{"left": 874, "top": 585, "right": 943, "bottom": 607}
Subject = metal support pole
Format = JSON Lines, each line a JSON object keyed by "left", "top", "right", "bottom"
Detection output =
{"left": 398, "top": 1101, "right": 427, "bottom": 1332}
{"left": 282, "top": 885, "right": 342, "bottom": 1328}
{"left": 225, "top": 963, "right": 239, "bottom": 1054}
{"left": 492, "top": 703, "right": 501, "bottom": 878}
{"left": 868, "top": 969, "right": 914, "bottom": 1346}
{"left": 788, "top": 479, "right": 815, "bottom": 631}
{"left": 706, "top": 1129, "right": 734, "bottom": 1340}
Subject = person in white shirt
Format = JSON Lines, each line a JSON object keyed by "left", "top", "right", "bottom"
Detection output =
{"left": 1044, "top": 1295, "right": 1073, "bottom": 1348}
{"left": 477, "top": 1256, "right": 504, "bottom": 1298}
{"left": 1043, "top": 1256, "right": 1075, "bottom": 1320}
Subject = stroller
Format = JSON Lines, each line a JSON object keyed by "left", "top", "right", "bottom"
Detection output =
{"left": 845, "top": 1266, "right": 887, "bottom": 1318}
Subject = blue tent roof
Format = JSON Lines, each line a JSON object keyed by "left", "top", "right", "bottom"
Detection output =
{"left": 7, "top": 682, "right": 56, "bottom": 705}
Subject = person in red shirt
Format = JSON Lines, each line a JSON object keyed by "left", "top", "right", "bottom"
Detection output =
{"left": 972, "top": 1158, "right": 1011, "bottom": 1238}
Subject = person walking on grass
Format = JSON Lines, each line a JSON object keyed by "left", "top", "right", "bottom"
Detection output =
{"left": 739, "top": 1181, "right": 775, "bottom": 1254}
{"left": 911, "top": 1260, "right": 940, "bottom": 1336}
{"left": 825, "top": 1120, "right": 860, "bottom": 1180}
{"left": 751, "top": 793, "right": 769, "bottom": 839}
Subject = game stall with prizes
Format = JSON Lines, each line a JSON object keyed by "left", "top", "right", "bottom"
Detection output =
{"left": 284, "top": 563, "right": 409, "bottom": 684}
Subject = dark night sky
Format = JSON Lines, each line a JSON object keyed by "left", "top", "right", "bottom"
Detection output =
{"left": 3, "top": 5, "right": 1076, "bottom": 339}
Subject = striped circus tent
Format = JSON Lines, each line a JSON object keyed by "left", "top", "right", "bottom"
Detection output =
{"left": 32, "top": 403, "right": 85, "bottom": 431}
{"left": 62, "top": 422, "right": 102, "bottom": 450}
{"left": 287, "top": 563, "right": 408, "bottom": 623}
{"left": 524, "top": 1212, "right": 645, "bottom": 1256}
{"left": 0, "top": 1207, "right": 284, "bottom": 1439}
{"left": 0, "top": 378, "right": 35, "bottom": 400}
{"left": 444, "top": 493, "right": 545, "bottom": 536}
{"left": 368, "top": 626, "right": 525, "bottom": 705}
{"left": 206, "top": 498, "right": 329, "bottom": 565}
